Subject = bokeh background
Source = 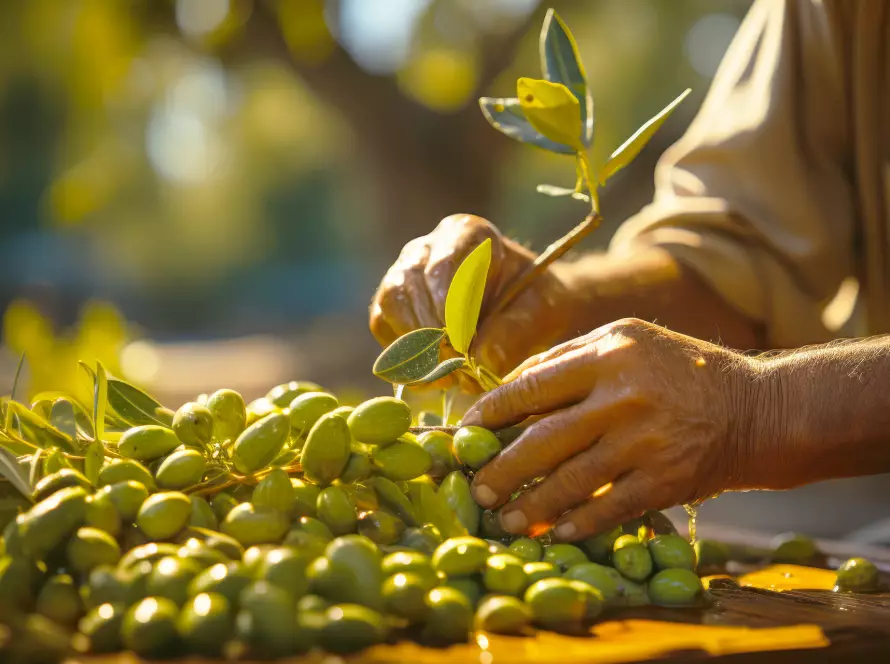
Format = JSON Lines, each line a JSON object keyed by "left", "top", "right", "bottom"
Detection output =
{"left": 2, "top": 0, "right": 887, "bottom": 543}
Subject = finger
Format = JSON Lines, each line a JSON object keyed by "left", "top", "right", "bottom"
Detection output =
{"left": 550, "top": 471, "right": 656, "bottom": 542}
{"left": 471, "top": 402, "right": 609, "bottom": 510}
{"left": 369, "top": 297, "right": 398, "bottom": 347}
{"left": 474, "top": 290, "right": 552, "bottom": 377}
{"left": 496, "top": 434, "right": 629, "bottom": 534}
{"left": 402, "top": 265, "right": 441, "bottom": 330}
{"left": 503, "top": 326, "right": 614, "bottom": 382}
{"left": 461, "top": 348, "right": 596, "bottom": 430}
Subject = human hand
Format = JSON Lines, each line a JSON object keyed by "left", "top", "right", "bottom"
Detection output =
{"left": 462, "top": 318, "right": 766, "bottom": 541}
{"left": 369, "top": 214, "right": 576, "bottom": 380}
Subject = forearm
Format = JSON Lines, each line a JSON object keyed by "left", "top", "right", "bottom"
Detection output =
{"left": 740, "top": 339, "right": 890, "bottom": 489}
{"left": 556, "top": 247, "right": 763, "bottom": 350}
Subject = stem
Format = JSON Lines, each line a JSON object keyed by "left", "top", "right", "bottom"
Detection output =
{"left": 489, "top": 211, "right": 601, "bottom": 317}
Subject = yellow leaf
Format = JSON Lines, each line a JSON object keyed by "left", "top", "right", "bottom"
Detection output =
{"left": 517, "top": 78, "right": 583, "bottom": 151}
{"left": 444, "top": 239, "right": 492, "bottom": 355}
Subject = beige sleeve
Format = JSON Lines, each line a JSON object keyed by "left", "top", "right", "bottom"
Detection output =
{"left": 609, "top": 0, "right": 854, "bottom": 348}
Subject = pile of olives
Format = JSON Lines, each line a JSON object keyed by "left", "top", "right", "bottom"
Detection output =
{"left": 0, "top": 380, "right": 879, "bottom": 662}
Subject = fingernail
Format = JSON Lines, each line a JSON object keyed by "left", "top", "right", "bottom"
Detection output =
{"left": 472, "top": 484, "right": 497, "bottom": 508}
{"left": 554, "top": 522, "right": 577, "bottom": 540}
{"left": 501, "top": 510, "right": 528, "bottom": 533}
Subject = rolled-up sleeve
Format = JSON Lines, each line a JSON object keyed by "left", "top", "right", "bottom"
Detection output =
{"left": 610, "top": 0, "right": 854, "bottom": 348}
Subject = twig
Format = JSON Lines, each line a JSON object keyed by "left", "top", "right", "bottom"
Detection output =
{"left": 409, "top": 426, "right": 460, "bottom": 435}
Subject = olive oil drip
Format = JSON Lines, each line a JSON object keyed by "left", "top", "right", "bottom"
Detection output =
{"left": 683, "top": 504, "right": 697, "bottom": 545}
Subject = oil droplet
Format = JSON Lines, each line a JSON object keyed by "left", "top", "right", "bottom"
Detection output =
{"left": 683, "top": 504, "right": 697, "bottom": 545}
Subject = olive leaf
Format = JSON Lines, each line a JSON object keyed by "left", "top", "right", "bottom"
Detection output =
{"left": 94, "top": 361, "right": 108, "bottom": 443}
{"left": 479, "top": 97, "right": 575, "bottom": 155}
{"left": 407, "top": 358, "right": 466, "bottom": 386}
{"left": 373, "top": 328, "right": 445, "bottom": 384}
{"left": 0, "top": 446, "right": 31, "bottom": 498}
{"left": 3, "top": 401, "right": 77, "bottom": 454}
{"left": 540, "top": 8, "right": 593, "bottom": 147}
{"left": 49, "top": 399, "right": 79, "bottom": 440}
{"left": 105, "top": 374, "right": 174, "bottom": 428}
{"left": 85, "top": 440, "right": 103, "bottom": 485}
{"left": 444, "top": 239, "right": 492, "bottom": 355}
{"left": 29, "top": 449, "right": 43, "bottom": 489}
{"left": 10, "top": 352, "right": 25, "bottom": 402}
{"left": 517, "top": 78, "right": 583, "bottom": 151}
{"left": 536, "top": 184, "right": 591, "bottom": 202}
{"left": 599, "top": 88, "right": 691, "bottom": 184}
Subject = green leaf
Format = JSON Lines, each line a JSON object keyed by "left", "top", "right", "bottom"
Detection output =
{"left": 444, "top": 239, "right": 492, "bottom": 355}
{"left": 49, "top": 399, "right": 78, "bottom": 440}
{"left": 536, "top": 184, "right": 591, "bottom": 202}
{"left": 0, "top": 447, "right": 31, "bottom": 498}
{"left": 94, "top": 362, "right": 108, "bottom": 443}
{"left": 540, "top": 8, "right": 593, "bottom": 146}
{"left": 479, "top": 97, "right": 575, "bottom": 154}
{"left": 516, "top": 78, "right": 582, "bottom": 151}
{"left": 106, "top": 376, "right": 174, "bottom": 428}
{"left": 407, "top": 358, "right": 466, "bottom": 386}
{"left": 10, "top": 353, "right": 25, "bottom": 403}
{"left": 3, "top": 401, "right": 77, "bottom": 454}
{"left": 29, "top": 450, "right": 43, "bottom": 489}
{"left": 599, "top": 88, "right": 691, "bottom": 183}
{"left": 373, "top": 328, "right": 445, "bottom": 384}
{"left": 85, "top": 440, "right": 103, "bottom": 485}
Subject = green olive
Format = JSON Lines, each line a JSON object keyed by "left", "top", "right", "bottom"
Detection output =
{"left": 173, "top": 402, "right": 213, "bottom": 448}
{"left": 452, "top": 426, "right": 501, "bottom": 470}
{"left": 0, "top": 556, "right": 44, "bottom": 616}
{"left": 564, "top": 562, "right": 623, "bottom": 604}
{"left": 568, "top": 579, "right": 605, "bottom": 620}
{"left": 187, "top": 495, "right": 218, "bottom": 531}
{"left": 291, "top": 515, "right": 335, "bottom": 541}
{"left": 177, "top": 592, "right": 232, "bottom": 656}
{"left": 319, "top": 604, "right": 386, "bottom": 654}
{"left": 612, "top": 536, "right": 653, "bottom": 582}
{"left": 154, "top": 449, "right": 206, "bottom": 490}
{"left": 100, "top": 480, "right": 149, "bottom": 521}
{"left": 232, "top": 412, "right": 291, "bottom": 474}
{"left": 221, "top": 502, "right": 289, "bottom": 547}
{"left": 507, "top": 537, "right": 543, "bottom": 563}
{"left": 581, "top": 526, "right": 622, "bottom": 565}
{"left": 118, "top": 425, "right": 181, "bottom": 462}
{"left": 181, "top": 528, "right": 244, "bottom": 560}
{"left": 136, "top": 491, "right": 191, "bottom": 540}
{"left": 474, "top": 595, "right": 531, "bottom": 635}
{"left": 267, "top": 380, "right": 324, "bottom": 407}
{"left": 480, "top": 509, "right": 509, "bottom": 539}
{"left": 84, "top": 490, "right": 122, "bottom": 537}
{"left": 371, "top": 440, "right": 432, "bottom": 482}
{"left": 245, "top": 397, "right": 280, "bottom": 427}
{"left": 432, "top": 536, "right": 490, "bottom": 576}
{"left": 78, "top": 602, "right": 126, "bottom": 653}
{"left": 118, "top": 542, "right": 181, "bottom": 570}
{"left": 523, "top": 578, "right": 587, "bottom": 628}
{"left": 523, "top": 561, "right": 561, "bottom": 584}
{"left": 484, "top": 553, "right": 528, "bottom": 596}
{"left": 177, "top": 537, "right": 229, "bottom": 568}
{"left": 382, "top": 551, "right": 438, "bottom": 589}
{"left": 122, "top": 596, "right": 181, "bottom": 658}
{"left": 297, "top": 593, "right": 330, "bottom": 613}
{"left": 347, "top": 397, "right": 412, "bottom": 445}
{"left": 98, "top": 459, "right": 156, "bottom": 491}
{"left": 317, "top": 486, "right": 357, "bottom": 536}
{"left": 325, "top": 534, "right": 383, "bottom": 610}
{"left": 252, "top": 467, "right": 297, "bottom": 514}
{"left": 371, "top": 476, "right": 419, "bottom": 527}
{"left": 67, "top": 526, "right": 121, "bottom": 574}
{"left": 236, "top": 581, "right": 298, "bottom": 658}
{"left": 648, "top": 534, "right": 697, "bottom": 571}
{"left": 82, "top": 566, "right": 130, "bottom": 609}
{"left": 543, "top": 543, "right": 589, "bottom": 571}
{"left": 188, "top": 562, "right": 253, "bottom": 605}
{"left": 382, "top": 572, "right": 430, "bottom": 622}
{"left": 301, "top": 413, "right": 351, "bottom": 485}
{"left": 147, "top": 556, "right": 202, "bottom": 606}
{"left": 417, "top": 431, "right": 459, "bottom": 479}
{"left": 648, "top": 568, "right": 703, "bottom": 607}
{"left": 439, "top": 471, "right": 481, "bottom": 536}
{"left": 206, "top": 389, "right": 247, "bottom": 442}
{"left": 19, "top": 485, "right": 89, "bottom": 559}
{"left": 257, "top": 547, "right": 310, "bottom": 599}
{"left": 422, "top": 587, "right": 473, "bottom": 644}
{"left": 694, "top": 539, "right": 730, "bottom": 568}
{"left": 290, "top": 478, "right": 320, "bottom": 518}
{"left": 835, "top": 557, "right": 880, "bottom": 593}
{"left": 398, "top": 526, "right": 442, "bottom": 555}
{"left": 770, "top": 532, "right": 820, "bottom": 565}
{"left": 358, "top": 509, "right": 406, "bottom": 545}
{"left": 32, "top": 468, "right": 92, "bottom": 503}
{"left": 340, "top": 451, "right": 374, "bottom": 484}
{"left": 35, "top": 574, "right": 82, "bottom": 627}
{"left": 210, "top": 492, "right": 239, "bottom": 523}
{"left": 440, "top": 575, "right": 484, "bottom": 607}
{"left": 289, "top": 392, "right": 339, "bottom": 436}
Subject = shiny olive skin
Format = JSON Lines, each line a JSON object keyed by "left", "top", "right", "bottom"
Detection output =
{"left": 252, "top": 468, "right": 297, "bottom": 514}
{"left": 835, "top": 557, "right": 880, "bottom": 593}
{"left": 648, "top": 534, "right": 696, "bottom": 571}
{"left": 257, "top": 547, "right": 310, "bottom": 599}
{"left": 317, "top": 486, "right": 357, "bottom": 536}
{"left": 220, "top": 503, "right": 289, "bottom": 547}
{"left": 543, "top": 543, "right": 589, "bottom": 571}
{"left": 418, "top": 431, "right": 459, "bottom": 479}
{"left": 484, "top": 553, "right": 528, "bottom": 596}
{"left": 301, "top": 413, "right": 351, "bottom": 485}
{"left": 121, "top": 597, "right": 180, "bottom": 658}
{"left": 452, "top": 426, "right": 501, "bottom": 470}
{"left": 35, "top": 574, "right": 82, "bottom": 627}
{"left": 319, "top": 604, "right": 387, "bottom": 654}
{"left": 509, "top": 537, "right": 543, "bottom": 563}
{"left": 770, "top": 532, "right": 820, "bottom": 565}
{"left": 581, "top": 526, "right": 622, "bottom": 565}
{"left": 67, "top": 526, "right": 121, "bottom": 574}
{"left": 372, "top": 441, "right": 432, "bottom": 481}
{"left": 188, "top": 562, "right": 253, "bottom": 605}
{"left": 474, "top": 595, "right": 532, "bottom": 635}
{"left": 382, "top": 551, "right": 438, "bottom": 589}
{"left": 648, "top": 569, "right": 704, "bottom": 607}
{"left": 612, "top": 535, "right": 653, "bottom": 582}
{"left": 347, "top": 397, "right": 412, "bottom": 445}
{"left": 422, "top": 587, "right": 473, "bottom": 644}
{"left": 432, "top": 536, "right": 490, "bottom": 576}
{"left": 155, "top": 449, "right": 206, "bottom": 490}
{"left": 382, "top": 572, "right": 430, "bottom": 622}
{"left": 523, "top": 578, "right": 587, "bottom": 627}
{"left": 118, "top": 426, "right": 181, "bottom": 462}
{"left": 172, "top": 402, "right": 213, "bottom": 448}
{"left": 136, "top": 492, "right": 191, "bottom": 541}
{"left": 205, "top": 389, "right": 247, "bottom": 442}
{"left": 147, "top": 556, "right": 202, "bottom": 606}
{"left": 564, "top": 562, "right": 623, "bottom": 604}
{"left": 289, "top": 392, "right": 339, "bottom": 436}
{"left": 177, "top": 592, "right": 232, "bottom": 656}
{"left": 78, "top": 602, "right": 126, "bottom": 654}
{"left": 439, "top": 471, "right": 481, "bottom": 536}
{"left": 524, "top": 561, "right": 561, "bottom": 584}
{"left": 32, "top": 469, "right": 92, "bottom": 503}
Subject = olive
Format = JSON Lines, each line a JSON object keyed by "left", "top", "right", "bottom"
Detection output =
{"left": 694, "top": 539, "right": 730, "bottom": 568}
{"left": 118, "top": 425, "right": 181, "bottom": 462}
{"left": 32, "top": 468, "right": 92, "bottom": 503}
{"left": 232, "top": 412, "right": 291, "bottom": 475}
{"left": 440, "top": 575, "right": 484, "bottom": 607}
{"left": 155, "top": 449, "right": 206, "bottom": 490}
{"left": 382, "top": 551, "right": 438, "bottom": 588}
{"left": 0, "top": 555, "right": 43, "bottom": 617}
{"left": 340, "top": 451, "right": 374, "bottom": 484}
{"left": 564, "top": 562, "right": 623, "bottom": 604}
{"left": 147, "top": 556, "right": 202, "bottom": 606}
{"left": 291, "top": 515, "right": 335, "bottom": 541}
{"left": 398, "top": 526, "right": 442, "bottom": 555}
{"left": 289, "top": 392, "right": 339, "bottom": 436}
{"left": 423, "top": 587, "right": 473, "bottom": 644}
{"left": 67, "top": 526, "right": 121, "bottom": 574}
{"left": 19, "top": 485, "right": 88, "bottom": 559}
{"left": 382, "top": 572, "right": 430, "bottom": 621}
{"left": 358, "top": 510, "right": 406, "bottom": 545}
{"left": 210, "top": 492, "right": 239, "bottom": 523}
{"left": 480, "top": 509, "right": 510, "bottom": 540}
{"left": 177, "top": 537, "right": 229, "bottom": 568}
{"left": 771, "top": 532, "right": 820, "bottom": 565}
{"left": 439, "top": 471, "right": 481, "bottom": 536}
{"left": 543, "top": 543, "right": 589, "bottom": 571}
{"left": 326, "top": 534, "right": 383, "bottom": 610}
{"left": 301, "top": 413, "right": 351, "bottom": 485}
{"left": 317, "top": 486, "right": 357, "bottom": 536}
{"left": 187, "top": 495, "right": 218, "bottom": 531}
{"left": 648, "top": 534, "right": 697, "bottom": 571}
{"left": 524, "top": 561, "right": 561, "bottom": 584}
{"left": 172, "top": 402, "right": 213, "bottom": 448}
{"left": 484, "top": 553, "right": 528, "bottom": 596}
{"left": 509, "top": 537, "right": 543, "bottom": 563}
{"left": 452, "top": 426, "right": 501, "bottom": 470}
{"left": 487, "top": 539, "right": 510, "bottom": 555}
{"left": 474, "top": 595, "right": 532, "bottom": 634}
{"left": 98, "top": 459, "right": 156, "bottom": 491}
{"left": 267, "top": 380, "right": 323, "bottom": 407}
{"left": 81, "top": 566, "right": 131, "bottom": 609}
{"left": 177, "top": 592, "right": 232, "bottom": 656}
{"left": 523, "top": 578, "right": 587, "bottom": 628}
{"left": 236, "top": 582, "right": 297, "bottom": 658}
{"left": 221, "top": 503, "right": 289, "bottom": 547}
{"left": 581, "top": 526, "right": 622, "bottom": 565}
{"left": 835, "top": 557, "right": 880, "bottom": 593}
{"left": 188, "top": 562, "right": 253, "bottom": 605}
{"left": 252, "top": 468, "right": 296, "bottom": 514}
{"left": 416, "top": 431, "right": 457, "bottom": 479}
{"left": 319, "top": 604, "right": 386, "bottom": 654}
{"left": 245, "top": 397, "right": 280, "bottom": 427}
{"left": 612, "top": 535, "right": 653, "bottom": 582}
{"left": 101, "top": 480, "right": 149, "bottom": 521}
{"left": 347, "top": 397, "right": 412, "bottom": 445}
{"left": 118, "top": 542, "right": 180, "bottom": 570}
{"left": 136, "top": 491, "right": 191, "bottom": 540}
{"left": 648, "top": 568, "right": 704, "bottom": 607}
{"left": 205, "top": 389, "right": 247, "bottom": 442}
{"left": 291, "top": 479, "right": 321, "bottom": 518}
{"left": 256, "top": 547, "right": 310, "bottom": 599}
{"left": 122, "top": 596, "right": 181, "bottom": 658}
{"left": 371, "top": 440, "right": 432, "bottom": 482}
{"left": 298, "top": 594, "right": 330, "bottom": 613}
{"left": 371, "top": 476, "right": 419, "bottom": 527}
{"left": 35, "top": 574, "right": 82, "bottom": 627}
{"left": 78, "top": 602, "right": 126, "bottom": 654}
{"left": 84, "top": 490, "right": 122, "bottom": 537}
{"left": 432, "top": 536, "right": 490, "bottom": 576}
{"left": 569, "top": 579, "right": 606, "bottom": 620}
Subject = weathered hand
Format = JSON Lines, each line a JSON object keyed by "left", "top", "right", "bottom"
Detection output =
{"left": 462, "top": 318, "right": 761, "bottom": 542}
{"left": 369, "top": 214, "right": 576, "bottom": 379}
